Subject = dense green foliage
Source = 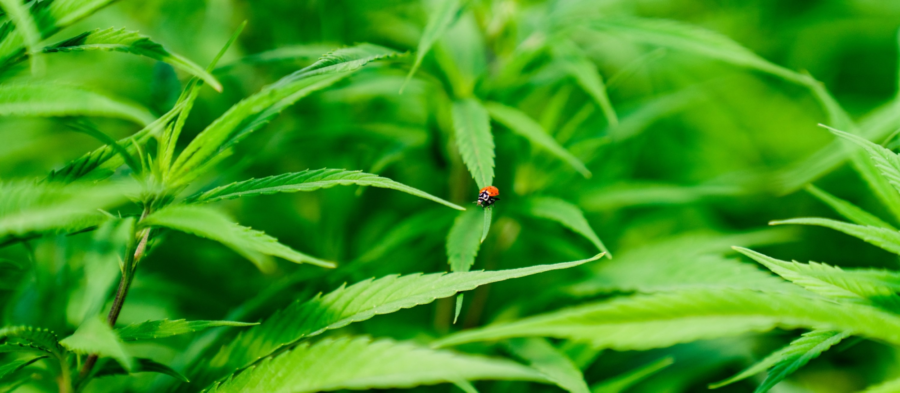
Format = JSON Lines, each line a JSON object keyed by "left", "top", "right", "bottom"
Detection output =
{"left": 2, "top": 0, "right": 900, "bottom": 392}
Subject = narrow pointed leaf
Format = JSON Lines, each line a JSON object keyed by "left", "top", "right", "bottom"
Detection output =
{"left": 734, "top": 247, "right": 900, "bottom": 311}
{"left": 169, "top": 44, "right": 398, "bottom": 184}
{"left": 526, "top": 196, "right": 609, "bottom": 257}
{"left": 448, "top": 208, "right": 483, "bottom": 273}
{"left": 0, "top": 83, "right": 154, "bottom": 125}
{"left": 710, "top": 330, "right": 848, "bottom": 392}
{"left": 432, "top": 289, "right": 900, "bottom": 350}
{"left": 824, "top": 125, "right": 900, "bottom": 196}
{"left": 95, "top": 357, "right": 189, "bottom": 382}
{"left": 553, "top": 43, "right": 617, "bottom": 127}
{"left": 770, "top": 218, "right": 900, "bottom": 256}
{"left": 0, "top": 356, "right": 47, "bottom": 380}
{"left": 506, "top": 338, "right": 590, "bottom": 393}
{"left": 591, "top": 357, "right": 673, "bottom": 393}
{"left": 187, "top": 168, "right": 463, "bottom": 210}
{"left": 401, "top": 0, "right": 462, "bottom": 93}
{"left": 481, "top": 207, "right": 491, "bottom": 243}
{"left": 186, "top": 255, "right": 601, "bottom": 389}
{"left": 805, "top": 185, "right": 895, "bottom": 229}
{"left": 486, "top": 102, "right": 591, "bottom": 177}
{"left": 0, "top": 0, "right": 43, "bottom": 73}
{"left": 43, "top": 28, "right": 221, "bottom": 91}
{"left": 60, "top": 317, "right": 133, "bottom": 371}
{"left": 143, "top": 205, "right": 335, "bottom": 270}
{"left": 116, "top": 319, "right": 258, "bottom": 342}
{"left": 452, "top": 98, "right": 495, "bottom": 189}
{"left": 204, "top": 336, "right": 546, "bottom": 393}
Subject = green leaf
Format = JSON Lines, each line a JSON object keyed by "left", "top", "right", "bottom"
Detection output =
{"left": 186, "top": 255, "right": 601, "bottom": 390}
{"left": 448, "top": 209, "right": 483, "bottom": 274}
{"left": 204, "top": 336, "right": 546, "bottom": 393}
{"left": 187, "top": 168, "right": 463, "bottom": 210}
{"left": 482, "top": 207, "right": 492, "bottom": 244}
{"left": 168, "top": 43, "right": 398, "bottom": 185}
{"left": 95, "top": 357, "right": 189, "bottom": 382}
{"left": 431, "top": 289, "right": 900, "bottom": 350}
{"left": 452, "top": 98, "right": 495, "bottom": 189}
{"left": 506, "top": 338, "right": 590, "bottom": 393}
{"left": 734, "top": 247, "right": 900, "bottom": 311}
{"left": 579, "top": 182, "right": 742, "bottom": 212}
{"left": 770, "top": 217, "right": 900, "bottom": 256}
{"left": 0, "top": 355, "right": 47, "bottom": 381}
{"left": 60, "top": 317, "right": 133, "bottom": 371}
{"left": 0, "top": 82, "right": 154, "bottom": 125}
{"left": 43, "top": 28, "right": 222, "bottom": 92}
{"left": 860, "top": 376, "right": 900, "bottom": 393}
{"left": 590, "top": 357, "right": 674, "bottom": 393}
{"left": 0, "top": 180, "right": 135, "bottom": 239}
{"left": 0, "top": 326, "right": 62, "bottom": 355}
{"left": 805, "top": 185, "right": 896, "bottom": 229}
{"left": 525, "top": 196, "right": 609, "bottom": 257}
{"left": 116, "top": 319, "right": 258, "bottom": 342}
{"left": 77, "top": 218, "right": 134, "bottom": 325}
{"left": 142, "top": 205, "right": 335, "bottom": 271}
{"left": 401, "top": 0, "right": 462, "bottom": 93}
{"left": 552, "top": 42, "right": 618, "bottom": 127}
{"left": 0, "top": 0, "right": 43, "bottom": 73}
{"left": 711, "top": 330, "right": 848, "bottom": 392}
{"left": 823, "top": 125, "right": 900, "bottom": 195}
{"left": 485, "top": 102, "right": 591, "bottom": 177}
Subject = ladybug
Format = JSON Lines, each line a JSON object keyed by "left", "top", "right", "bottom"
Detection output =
{"left": 476, "top": 186, "right": 500, "bottom": 208}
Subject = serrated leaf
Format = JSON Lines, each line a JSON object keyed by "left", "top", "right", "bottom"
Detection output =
{"left": 204, "top": 336, "right": 546, "bottom": 393}
{"left": 0, "top": 82, "right": 154, "bottom": 125}
{"left": 401, "top": 0, "right": 462, "bottom": 93}
{"left": 116, "top": 319, "right": 258, "bottom": 342}
{"left": 452, "top": 98, "right": 495, "bottom": 189}
{"left": 770, "top": 217, "right": 900, "bottom": 256}
{"left": 43, "top": 28, "right": 221, "bottom": 91}
{"left": 552, "top": 42, "right": 617, "bottom": 127}
{"left": 447, "top": 209, "right": 484, "bottom": 319}
{"left": 432, "top": 289, "right": 900, "bottom": 350}
{"left": 169, "top": 43, "right": 398, "bottom": 185}
{"left": 711, "top": 330, "right": 847, "bottom": 392}
{"left": 185, "top": 255, "right": 601, "bottom": 390}
{"left": 805, "top": 185, "right": 895, "bottom": 229}
{"left": 0, "top": 0, "right": 43, "bottom": 73}
{"left": 485, "top": 102, "right": 591, "bottom": 177}
{"left": 142, "top": 205, "right": 334, "bottom": 271}
{"left": 824, "top": 125, "right": 900, "bottom": 195}
{"left": 734, "top": 247, "right": 900, "bottom": 311}
{"left": 506, "top": 338, "right": 589, "bottom": 393}
{"left": 590, "top": 357, "right": 673, "bottom": 393}
{"left": 187, "top": 168, "right": 463, "bottom": 210}
{"left": 0, "top": 326, "right": 62, "bottom": 355}
{"left": 526, "top": 196, "right": 609, "bottom": 257}
{"left": 0, "top": 180, "right": 135, "bottom": 239}
{"left": 0, "top": 355, "right": 46, "bottom": 381}
{"left": 95, "top": 357, "right": 189, "bottom": 382}
{"left": 60, "top": 317, "right": 132, "bottom": 371}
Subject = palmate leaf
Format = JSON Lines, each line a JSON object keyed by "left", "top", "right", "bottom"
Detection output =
{"left": 805, "top": 185, "right": 895, "bottom": 229}
{"left": 734, "top": 247, "right": 900, "bottom": 311}
{"left": 95, "top": 357, "right": 189, "bottom": 382}
{"left": 432, "top": 289, "right": 900, "bottom": 350}
{"left": 0, "top": 0, "right": 42, "bottom": 73}
{"left": 0, "top": 180, "right": 135, "bottom": 240}
{"left": 447, "top": 208, "right": 485, "bottom": 323}
{"left": 485, "top": 102, "right": 591, "bottom": 177}
{"left": 591, "top": 357, "right": 674, "bottom": 393}
{"left": 60, "top": 317, "right": 132, "bottom": 371}
{"left": 770, "top": 217, "right": 900, "bottom": 256}
{"left": 0, "top": 83, "right": 154, "bottom": 125}
{"left": 116, "top": 319, "right": 257, "bottom": 342}
{"left": 506, "top": 338, "right": 590, "bottom": 393}
{"left": 185, "top": 255, "right": 601, "bottom": 390}
{"left": 142, "top": 205, "right": 334, "bottom": 271}
{"left": 204, "top": 336, "right": 546, "bottom": 393}
{"left": 400, "top": 0, "right": 462, "bottom": 93}
{"left": 711, "top": 329, "right": 848, "bottom": 392}
{"left": 187, "top": 168, "right": 464, "bottom": 210}
{"left": 452, "top": 98, "right": 495, "bottom": 189}
{"left": 43, "top": 28, "right": 221, "bottom": 91}
{"left": 168, "top": 43, "right": 399, "bottom": 185}
{"left": 525, "top": 196, "right": 609, "bottom": 257}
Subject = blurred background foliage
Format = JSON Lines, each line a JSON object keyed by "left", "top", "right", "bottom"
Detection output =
{"left": 4, "top": 0, "right": 900, "bottom": 392}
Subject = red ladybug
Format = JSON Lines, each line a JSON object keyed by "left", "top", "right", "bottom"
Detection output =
{"left": 476, "top": 186, "right": 500, "bottom": 208}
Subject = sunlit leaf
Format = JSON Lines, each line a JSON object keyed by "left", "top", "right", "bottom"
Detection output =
{"left": 116, "top": 319, "right": 258, "bottom": 342}
{"left": 506, "top": 338, "right": 590, "bottom": 393}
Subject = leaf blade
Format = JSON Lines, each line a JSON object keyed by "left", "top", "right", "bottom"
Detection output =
{"left": 452, "top": 98, "right": 495, "bottom": 189}
{"left": 116, "top": 319, "right": 258, "bottom": 342}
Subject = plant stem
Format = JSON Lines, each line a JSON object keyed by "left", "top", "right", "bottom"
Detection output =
{"left": 79, "top": 208, "right": 152, "bottom": 379}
